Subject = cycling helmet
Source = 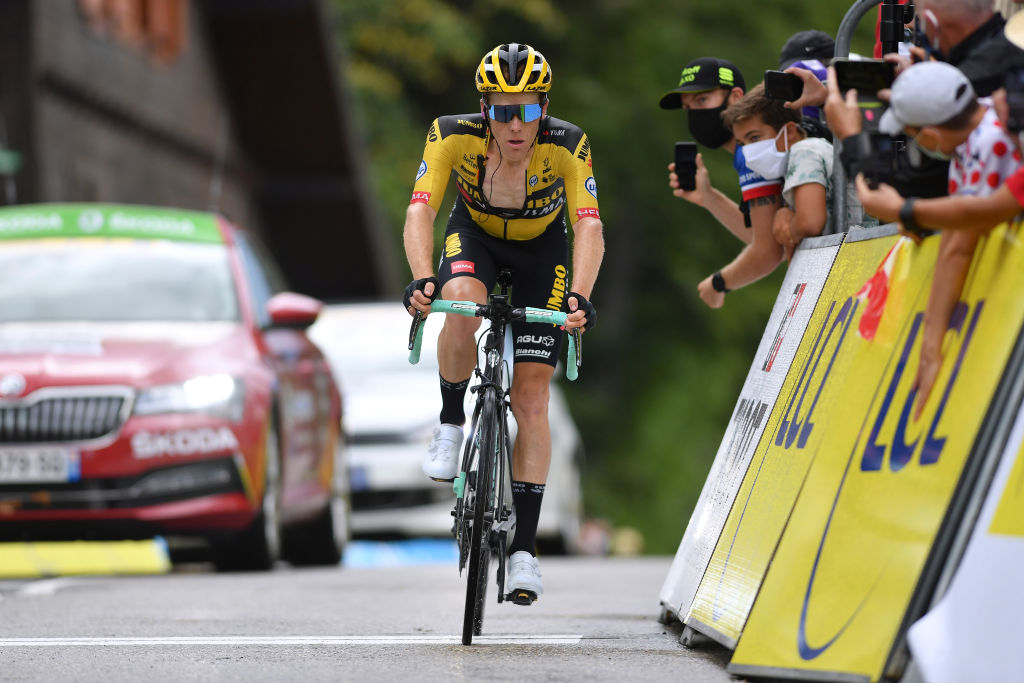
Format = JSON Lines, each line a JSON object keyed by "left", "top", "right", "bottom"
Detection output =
{"left": 475, "top": 43, "right": 552, "bottom": 94}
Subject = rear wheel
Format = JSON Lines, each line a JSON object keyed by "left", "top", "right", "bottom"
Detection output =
{"left": 212, "top": 419, "right": 282, "bottom": 572}
{"left": 462, "top": 389, "right": 497, "bottom": 645}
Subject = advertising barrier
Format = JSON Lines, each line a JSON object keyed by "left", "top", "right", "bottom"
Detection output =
{"left": 685, "top": 227, "right": 902, "bottom": 648}
{"left": 728, "top": 222, "right": 1024, "bottom": 682}
{"left": 658, "top": 235, "right": 843, "bottom": 624}
{"left": 906, "top": 401, "right": 1024, "bottom": 683}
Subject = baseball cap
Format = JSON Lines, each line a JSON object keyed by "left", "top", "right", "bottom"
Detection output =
{"left": 658, "top": 57, "right": 746, "bottom": 109}
{"left": 779, "top": 30, "right": 835, "bottom": 70}
{"left": 878, "top": 61, "right": 976, "bottom": 136}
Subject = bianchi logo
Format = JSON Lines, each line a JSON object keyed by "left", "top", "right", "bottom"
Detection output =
{"left": 77, "top": 210, "right": 104, "bottom": 233}
{"left": 515, "top": 348, "right": 552, "bottom": 359}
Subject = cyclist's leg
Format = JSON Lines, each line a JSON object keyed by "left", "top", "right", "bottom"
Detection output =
{"left": 436, "top": 203, "right": 498, "bottom": 419}
{"left": 505, "top": 217, "right": 567, "bottom": 566}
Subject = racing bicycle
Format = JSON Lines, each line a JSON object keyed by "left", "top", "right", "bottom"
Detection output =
{"left": 408, "top": 268, "right": 581, "bottom": 645}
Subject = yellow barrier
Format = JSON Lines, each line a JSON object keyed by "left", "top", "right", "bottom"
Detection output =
{"left": 729, "top": 223, "right": 1024, "bottom": 682}
{"left": 0, "top": 539, "right": 171, "bottom": 578}
{"left": 686, "top": 230, "right": 908, "bottom": 647}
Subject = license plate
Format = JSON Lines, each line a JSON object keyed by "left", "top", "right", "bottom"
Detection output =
{"left": 0, "top": 448, "right": 81, "bottom": 483}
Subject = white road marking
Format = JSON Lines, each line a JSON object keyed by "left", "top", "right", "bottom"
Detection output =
{"left": 0, "top": 635, "right": 583, "bottom": 647}
{"left": 16, "top": 578, "right": 79, "bottom": 597}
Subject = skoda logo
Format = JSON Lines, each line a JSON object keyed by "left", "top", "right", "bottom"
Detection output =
{"left": 78, "top": 210, "right": 104, "bottom": 233}
{"left": 0, "top": 373, "right": 27, "bottom": 397}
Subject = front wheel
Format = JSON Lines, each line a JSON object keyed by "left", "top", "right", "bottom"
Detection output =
{"left": 462, "top": 388, "right": 498, "bottom": 645}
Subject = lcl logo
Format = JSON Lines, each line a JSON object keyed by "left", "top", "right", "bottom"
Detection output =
{"left": 0, "top": 373, "right": 27, "bottom": 398}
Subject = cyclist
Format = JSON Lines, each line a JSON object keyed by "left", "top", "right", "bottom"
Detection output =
{"left": 403, "top": 43, "right": 603, "bottom": 602}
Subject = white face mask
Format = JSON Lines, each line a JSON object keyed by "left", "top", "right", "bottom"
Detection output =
{"left": 742, "top": 126, "right": 790, "bottom": 180}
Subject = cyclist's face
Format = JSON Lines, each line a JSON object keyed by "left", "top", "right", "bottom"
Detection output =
{"left": 484, "top": 93, "right": 547, "bottom": 157}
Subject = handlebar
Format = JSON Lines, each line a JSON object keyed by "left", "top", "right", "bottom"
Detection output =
{"left": 407, "top": 300, "right": 582, "bottom": 381}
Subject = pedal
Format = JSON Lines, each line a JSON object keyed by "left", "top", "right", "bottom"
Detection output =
{"left": 507, "top": 589, "right": 537, "bottom": 606}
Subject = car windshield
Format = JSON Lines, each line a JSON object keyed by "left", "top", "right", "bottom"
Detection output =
{"left": 0, "top": 239, "right": 240, "bottom": 322}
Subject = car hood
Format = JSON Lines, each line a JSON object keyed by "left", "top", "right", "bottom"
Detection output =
{"left": 0, "top": 321, "right": 250, "bottom": 390}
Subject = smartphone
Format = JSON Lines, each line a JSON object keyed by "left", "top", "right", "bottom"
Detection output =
{"left": 764, "top": 70, "right": 804, "bottom": 102}
{"left": 832, "top": 58, "right": 896, "bottom": 97}
{"left": 674, "top": 142, "right": 698, "bottom": 192}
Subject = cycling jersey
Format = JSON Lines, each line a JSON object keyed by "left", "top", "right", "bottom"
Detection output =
{"left": 410, "top": 113, "right": 600, "bottom": 241}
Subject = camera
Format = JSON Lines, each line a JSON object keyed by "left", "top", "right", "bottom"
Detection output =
{"left": 1005, "top": 68, "right": 1024, "bottom": 135}
{"left": 842, "top": 131, "right": 948, "bottom": 199}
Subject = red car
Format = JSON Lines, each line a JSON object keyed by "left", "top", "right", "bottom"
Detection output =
{"left": 0, "top": 203, "right": 349, "bottom": 570}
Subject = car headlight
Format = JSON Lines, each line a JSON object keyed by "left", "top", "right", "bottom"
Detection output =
{"left": 134, "top": 374, "right": 245, "bottom": 422}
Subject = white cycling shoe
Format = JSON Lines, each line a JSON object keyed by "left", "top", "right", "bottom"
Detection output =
{"left": 422, "top": 423, "right": 463, "bottom": 481}
{"left": 506, "top": 551, "right": 543, "bottom": 605}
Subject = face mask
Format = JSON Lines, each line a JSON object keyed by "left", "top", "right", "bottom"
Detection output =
{"left": 742, "top": 126, "right": 790, "bottom": 180}
{"left": 912, "top": 133, "right": 953, "bottom": 162}
{"left": 687, "top": 102, "right": 733, "bottom": 149}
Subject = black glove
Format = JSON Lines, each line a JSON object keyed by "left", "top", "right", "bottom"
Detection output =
{"left": 403, "top": 276, "right": 440, "bottom": 310}
{"left": 564, "top": 292, "right": 597, "bottom": 332}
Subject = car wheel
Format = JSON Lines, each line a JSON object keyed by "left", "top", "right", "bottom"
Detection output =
{"left": 283, "top": 444, "right": 349, "bottom": 566}
{"left": 212, "top": 417, "right": 283, "bottom": 572}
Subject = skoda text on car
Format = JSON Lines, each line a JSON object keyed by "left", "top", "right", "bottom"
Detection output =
{"left": 0, "top": 204, "right": 349, "bottom": 570}
{"left": 309, "top": 302, "right": 583, "bottom": 552}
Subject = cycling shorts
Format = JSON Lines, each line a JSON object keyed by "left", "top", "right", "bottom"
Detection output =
{"left": 437, "top": 201, "right": 569, "bottom": 367}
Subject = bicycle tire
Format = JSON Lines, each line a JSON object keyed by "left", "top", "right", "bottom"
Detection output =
{"left": 462, "top": 387, "right": 498, "bottom": 645}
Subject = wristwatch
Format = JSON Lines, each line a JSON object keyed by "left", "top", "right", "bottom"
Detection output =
{"left": 711, "top": 271, "right": 730, "bottom": 293}
{"left": 899, "top": 197, "right": 922, "bottom": 235}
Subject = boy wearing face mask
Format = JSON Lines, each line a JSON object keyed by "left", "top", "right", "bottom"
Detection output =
{"left": 659, "top": 57, "right": 783, "bottom": 247}
{"left": 694, "top": 83, "right": 867, "bottom": 308}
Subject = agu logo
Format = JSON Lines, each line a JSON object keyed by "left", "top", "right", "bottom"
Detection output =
{"left": 585, "top": 177, "right": 597, "bottom": 199}
{"left": 416, "top": 160, "right": 427, "bottom": 181}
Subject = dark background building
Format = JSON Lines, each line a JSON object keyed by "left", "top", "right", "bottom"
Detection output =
{"left": 0, "top": 0, "right": 397, "bottom": 300}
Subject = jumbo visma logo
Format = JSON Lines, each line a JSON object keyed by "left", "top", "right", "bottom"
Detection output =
{"left": 796, "top": 297, "right": 984, "bottom": 661}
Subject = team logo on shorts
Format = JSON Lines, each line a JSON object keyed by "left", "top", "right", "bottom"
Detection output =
{"left": 416, "top": 160, "right": 427, "bottom": 181}
{"left": 450, "top": 260, "right": 475, "bottom": 274}
{"left": 585, "top": 177, "right": 597, "bottom": 199}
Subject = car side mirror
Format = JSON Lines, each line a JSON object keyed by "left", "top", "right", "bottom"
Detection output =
{"left": 266, "top": 292, "right": 323, "bottom": 329}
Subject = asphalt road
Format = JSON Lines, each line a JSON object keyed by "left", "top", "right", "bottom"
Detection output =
{"left": 0, "top": 554, "right": 734, "bottom": 683}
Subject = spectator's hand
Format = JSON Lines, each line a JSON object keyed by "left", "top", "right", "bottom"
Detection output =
{"left": 783, "top": 67, "right": 827, "bottom": 110}
{"left": 855, "top": 171, "right": 908, "bottom": 217}
{"left": 669, "top": 153, "right": 712, "bottom": 207}
{"left": 913, "top": 346, "right": 943, "bottom": 421}
{"left": 824, "top": 65, "right": 863, "bottom": 140}
{"left": 697, "top": 275, "right": 725, "bottom": 309}
{"left": 772, "top": 206, "right": 797, "bottom": 261}
{"left": 882, "top": 51, "right": 915, "bottom": 77}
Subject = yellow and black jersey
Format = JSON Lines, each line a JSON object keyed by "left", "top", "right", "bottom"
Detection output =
{"left": 410, "top": 113, "right": 600, "bottom": 241}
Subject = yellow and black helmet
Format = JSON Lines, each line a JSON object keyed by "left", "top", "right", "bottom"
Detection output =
{"left": 475, "top": 43, "right": 552, "bottom": 94}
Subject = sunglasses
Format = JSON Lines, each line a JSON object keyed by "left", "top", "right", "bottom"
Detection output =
{"left": 487, "top": 103, "right": 543, "bottom": 123}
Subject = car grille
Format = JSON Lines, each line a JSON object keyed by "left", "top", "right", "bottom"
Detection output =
{"left": 0, "top": 394, "right": 128, "bottom": 443}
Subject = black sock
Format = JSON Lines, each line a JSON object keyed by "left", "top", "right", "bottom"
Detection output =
{"left": 439, "top": 375, "right": 470, "bottom": 425}
{"left": 509, "top": 480, "right": 545, "bottom": 556}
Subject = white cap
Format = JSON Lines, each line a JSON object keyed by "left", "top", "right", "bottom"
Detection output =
{"left": 878, "top": 61, "right": 976, "bottom": 136}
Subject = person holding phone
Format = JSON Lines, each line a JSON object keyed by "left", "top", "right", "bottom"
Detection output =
{"left": 659, "top": 57, "right": 783, "bottom": 247}
{"left": 856, "top": 61, "right": 1020, "bottom": 421}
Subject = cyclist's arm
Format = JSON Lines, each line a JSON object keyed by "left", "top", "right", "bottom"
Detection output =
{"left": 404, "top": 202, "right": 438, "bottom": 281}
{"left": 569, "top": 216, "right": 604, "bottom": 300}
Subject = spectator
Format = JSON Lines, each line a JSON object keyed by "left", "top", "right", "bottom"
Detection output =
{"left": 778, "top": 30, "right": 834, "bottom": 123}
{"left": 696, "top": 84, "right": 861, "bottom": 308}
{"left": 862, "top": 61, "right": 1020, "bottom": 419}
{"left": 914, "top": 0, "right": 1024, "bottom": 96}
{"left": 660, "top": 57, "right": 782, "bottom": 247}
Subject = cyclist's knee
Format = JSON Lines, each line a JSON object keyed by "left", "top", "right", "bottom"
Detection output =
{"left": 510, "top": 375, "right": 550, "bottom": 420}
{"left": 441, "top": 312, "right": 482, "bottom": 340}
